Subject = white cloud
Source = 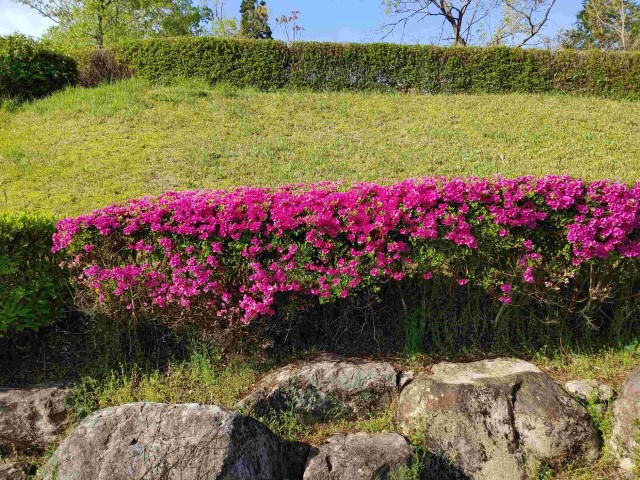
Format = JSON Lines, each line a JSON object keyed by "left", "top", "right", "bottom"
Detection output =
{"left": 0, "top": 0, "right": 55, "bottom": 37}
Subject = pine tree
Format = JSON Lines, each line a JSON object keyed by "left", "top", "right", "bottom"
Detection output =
{"left": 239, "top": 0, "right": 272, "bottom": 39}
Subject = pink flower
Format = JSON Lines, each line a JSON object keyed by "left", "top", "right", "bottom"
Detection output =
{"left": 523, "top": 268, "right": 534, "bottom": 283}
{"left": 51, "top": 175, "right": 640, "bottom": 326}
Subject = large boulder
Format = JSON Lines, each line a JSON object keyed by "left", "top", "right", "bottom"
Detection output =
{"left": 303, "top": 432, "right": 412, "bottom": 480}
{"left": 610, "top": 366, "right": 640, "bottom": 479}
{"left": 238, "top": 354, "right": 400, "bottom": 422}
{"left": 39, "top": 402, "right": 308, "bottom": 480}
{"left": 396, "top": 358, "right": 600, "bottom": 480}
{"left": 0, "top": 384, "right": 68, "bottom": 450}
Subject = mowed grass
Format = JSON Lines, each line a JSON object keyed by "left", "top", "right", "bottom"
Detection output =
{"left": 0, "top": 78, "right": 639, "bottom": 215}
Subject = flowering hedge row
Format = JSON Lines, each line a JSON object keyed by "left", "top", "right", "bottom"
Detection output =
{"left": 53, "top": 176, "right": 640, "bottom": 328}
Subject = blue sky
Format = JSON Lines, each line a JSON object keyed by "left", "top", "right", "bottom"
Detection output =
{"left": 0, "top": 0, "right": 582, "bottom": 44}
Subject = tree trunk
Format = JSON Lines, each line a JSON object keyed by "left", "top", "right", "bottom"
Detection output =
{"left": 96, "top": 13, "right": 104, "bottom": 48}
{"left": 453, "top": 22, "right": 468, "bottom": 46}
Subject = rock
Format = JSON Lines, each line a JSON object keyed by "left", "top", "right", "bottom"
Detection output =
{"left": 564, "top": 379, "right": 614, "bottom": 403}
{"left": 0, "top": 463, "right": 26, "bottom": 480}
{"left": 610, "top": 366, "right": 640, "bottom": 479}
{"left": 303, "top": 432, "right": 412, "bottom": 480}
{"left": 398, "top": 370, "right": 414, "bottom": 390}
{"left": 0, "top": 384, "right": 68, "bottom": 450}
{"left": 396, "top": 358, "right": 600, "bottom": 480}
{"left": 238, "top": 354, "right": 400, "bottom": 422}
{"left": 39, "top": 402, "right": 308, "bottom": 480}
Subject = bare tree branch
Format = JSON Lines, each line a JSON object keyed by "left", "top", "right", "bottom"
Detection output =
{"left": 14, "top": 0, "right": 74, "bottom": 24}
{"left": 504, "top": 0, "right": 558, "bottom": 47}
{"left": 379, "top": 0, "right": 558, "bottom": 46}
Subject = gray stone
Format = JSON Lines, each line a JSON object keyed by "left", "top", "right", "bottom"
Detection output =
{"left": 0, "top": 384, "right": 68, "bottom": 450}
{"left": 398, "top": 370, "right": 414, "bottom": 390}
{"left": 38, "top": 402, "right": 308, "bottom": 480}
{"left": 0, "top": 463, "right": 26, "bottom": 480}
{"left": 564, "top": 379, "right": 615, "bottom": 403}
{"left": 610, "top": 366, "right": 640, "bottom": 479}
{"left": 303, "top": 432, "right": 412, "bottom": 480}
{"left": 396, "top": 358, "right": 601, "bottom": 480}
{"left": 238, "top": 354, "right": 400, "bottom": 422}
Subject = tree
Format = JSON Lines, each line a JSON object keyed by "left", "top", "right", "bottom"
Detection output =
{"left": 380, "top": 0, "right": 557, "bottom": 47}
{"left": 16, "top": 0, "right": 214, "bottom": 49}
{"left": 489, "top": 0, "right": 558, "bottom": 46}
{"left": 562, "top": 0, "right": 640, "bottom": 50}
{"left": 239, "top": 0, "right": 272, "bottom": 39}
{"left": 208, "top": 0, "right": 238, "bottom": 37}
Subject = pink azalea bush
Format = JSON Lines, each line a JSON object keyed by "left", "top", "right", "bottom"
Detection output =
{"left": 53, "top": 176, "right": 640, "bottom": 327}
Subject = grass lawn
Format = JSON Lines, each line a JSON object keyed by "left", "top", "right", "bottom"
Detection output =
{"left": 1, "top": 78, "right": 639, "bottom": 216}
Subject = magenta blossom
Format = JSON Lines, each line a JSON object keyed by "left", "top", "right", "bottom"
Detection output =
{"left": 52, "top": 176, "right": 640, "bottom": 324}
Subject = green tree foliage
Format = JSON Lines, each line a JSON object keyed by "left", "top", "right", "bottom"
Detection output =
{"left": 208, "top": 0, "right": 238, "bottom": 38}
{"left": 563, "top": 0, "right": 640, "bottom": 49}
{"left": 17, "top": 0, "right": 216, "bottom": 50}
{"left": 0, "top": 34, "right": 77, "bottom": 99}
{"left": 239, "top": 0, "right": 272, "bottom": 39}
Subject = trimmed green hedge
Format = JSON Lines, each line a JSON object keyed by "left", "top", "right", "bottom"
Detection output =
{"left": 116, "top": 38, "right": 640, "bottom": 98}
{"left": 0, "top": 213, "right": 69, "bottom": 334}
{"left": 0, "top": 35, "right": 78, "bottom": 100}
{"left": 118, "top": 37, "right": 289, "bottom": 89}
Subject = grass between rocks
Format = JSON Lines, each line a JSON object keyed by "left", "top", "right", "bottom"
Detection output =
{"left": 1, "top": 79, "right": 639, "bottom": 216}
{"left": 2, "top": 340, "right": 636, "bottom": 479}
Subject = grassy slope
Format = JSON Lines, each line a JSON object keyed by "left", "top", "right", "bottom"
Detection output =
{"left": 1, "top": 79, "right": 639, "bottom": 216}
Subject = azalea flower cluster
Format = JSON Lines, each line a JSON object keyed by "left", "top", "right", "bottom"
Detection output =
{"left": 53, "top": 176, "right": 640, "bottom": 325}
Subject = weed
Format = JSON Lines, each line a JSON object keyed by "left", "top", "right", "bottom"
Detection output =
{"left": 2, "top": 145, "right": 29, "bottom": 170}
{"left": 403, "top": 309, "right": 426, "bottom": 356}
{"left": 0, "top": 98, "right": 20, "bottom": 113}
{"left": 256, "top": 410, "right": 311, "bottom": 442}
{"left": 65, "top": 377, "right": 100, "bottom": 422}
{"left": 212, "top": 82, "right": 239, "bottom": 98}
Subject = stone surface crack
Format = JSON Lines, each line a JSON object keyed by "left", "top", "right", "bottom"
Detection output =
{"left": 510, "top": 381, "right": 523, "bottom": 451}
